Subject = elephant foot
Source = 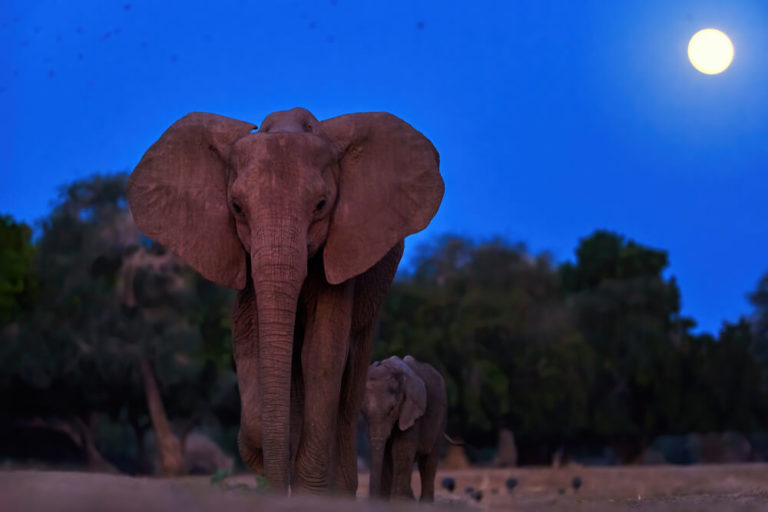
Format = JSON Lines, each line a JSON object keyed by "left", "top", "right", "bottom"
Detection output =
{"left": 292, "top": 478, "right": 329, "bottom": 496}
{"left": 237, "top": 431, "right": 264, "bottom": 475}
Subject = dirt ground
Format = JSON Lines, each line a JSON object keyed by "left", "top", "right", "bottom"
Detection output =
{"left": 1, "top": 464, "right": 767, "bottom": 511}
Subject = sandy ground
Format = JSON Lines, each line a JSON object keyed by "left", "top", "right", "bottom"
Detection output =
{"left": 1, "top": 464, "right": 767, "bottom": 511}
{"left": 404, "top": 464, "right": 768, "bottom": 510}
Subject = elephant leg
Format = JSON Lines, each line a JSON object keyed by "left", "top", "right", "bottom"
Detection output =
{"left": 289, "top": 347, "right": 304, "bottom": 481}
{"left": 237, "top": 426, "right": 263, "bottom": 474}
{"left": 232, "top": 287, "right": 264, "bottom": 474}
{"left": 390, "top": 436, "right": 417, "bottom": 500}
{"left": 381, "top": 442, "right": 394, "bottom": 498}
{"left": 333, "top": 320, "right": 376, "bottom": 494}
{"left": 333, "top": 241, "right": 404, "bottom": 493}
{"left": 417, "top": 448, "right": 439, "bottom": 502}
{"left": 294, "top": 279, "right": 354, "bottom": 493}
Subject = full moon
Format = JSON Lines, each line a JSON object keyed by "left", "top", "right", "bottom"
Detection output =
{"left": 688, "top": 29, "right": 734, "bottom": 75}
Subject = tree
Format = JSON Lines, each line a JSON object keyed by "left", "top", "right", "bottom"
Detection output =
{"left": 376, "top": 231, "right": 768, "bottom": 464}
{"left": 707, "top": 320, "right": 764, "bottom": 431}
{"left": 376, "top": 236, "right": 589, "bottom": 462}
{"left": 0, "top": 173, "right": 236, "bottom": 473}
{"left": 1, "top": 177, "right": 136, "bottom": 471}
{"left": 749, "top": 272, "right": 768, "bottom": 360}
{"left": 748, "top": 272, "right": 768, "bottom": 426}
{"left": 560, "top": 231, "right": 693, "bottom": 461}
{"left": 0, "top": 215, "right": 37, "bottom": 324}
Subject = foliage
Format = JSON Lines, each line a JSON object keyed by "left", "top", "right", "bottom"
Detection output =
{"left": 561, "top": 231, "right": 688, "bottom": 446}
{"left": 0, "top": 215, "right": 37, "bottom": 324}
{"left": 376, "top": 236, "right": 591, "bottom": 455}
{"left": 0, "top": 174, "right": 236, "bottom": 471}
{"left": 749, "top": 272, "right": 768, "bottom": 361}
{"left": 377, "top": 231, "right": 768, "bottom": 462}
{"left": 210, "top": 468, "right": 233, "bottom": 484}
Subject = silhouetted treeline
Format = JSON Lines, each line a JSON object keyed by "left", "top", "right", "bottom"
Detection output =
{"left": 0, "top": 174, "right": 238, "bottom": 474}
{"left": 374, "top": 234, "right": 768, "bottom": 464}
{"left": 1, "top": 173, "right": 767, "bottom": 470}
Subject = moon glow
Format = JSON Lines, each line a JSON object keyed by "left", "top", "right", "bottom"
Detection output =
{"left": 688, "top": 29, "right": 734, "bottom": 75}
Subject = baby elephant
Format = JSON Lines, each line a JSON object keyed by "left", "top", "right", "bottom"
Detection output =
{"left": 363, "top": 355, "right": 447, "bottom": 501}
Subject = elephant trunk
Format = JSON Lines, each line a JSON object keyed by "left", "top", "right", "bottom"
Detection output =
{"left": 251, "top": 225, "right": 307, "bottom": 493}
{"left": 368, "top": 435, "right": 388, "bottom": 499}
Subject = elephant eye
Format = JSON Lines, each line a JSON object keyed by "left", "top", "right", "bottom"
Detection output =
{"left": 232, "top": 201, "right": 243, "bottom": 215}
{"left": 315, "top": 199, "right": 327, "bottom": 212}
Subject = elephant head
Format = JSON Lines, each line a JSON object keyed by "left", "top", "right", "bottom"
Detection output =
{"left": 127, "top": 108, "right": 443, "bottom": 491}
{"left": 362, "top": 355, "right": 427, "bottom": 497}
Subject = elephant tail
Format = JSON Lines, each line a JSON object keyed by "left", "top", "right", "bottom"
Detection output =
{"left": 443, "top": 433, "right": 465, "bottom": 446}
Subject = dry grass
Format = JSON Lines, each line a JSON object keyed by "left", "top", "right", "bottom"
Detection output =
{"left": 1, "top": 464, "right": 767, "bottom": 512}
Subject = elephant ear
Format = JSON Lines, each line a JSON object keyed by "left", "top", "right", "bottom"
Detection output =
{"left": 386, "top": 356, "right": 427, "bottom": 431}
{"left": 127, "top": 113, "right": 256, "bottom": 290}
{"left": 320, "top": 113, "right": 444, "bottom": 285}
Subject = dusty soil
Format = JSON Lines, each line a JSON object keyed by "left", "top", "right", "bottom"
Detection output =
{"left": 1, "top": 464, "right": 767, "bottom": 511}
{"left": 406, "top": 464, "right": 768, "bottom": 510}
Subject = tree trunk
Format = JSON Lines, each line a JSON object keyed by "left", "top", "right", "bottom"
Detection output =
{"left": 76, "top": 413, "right": 120, "bottom": 473}
{"left": 442, "top": 444, "right": 470, "bottom": 469}
{"left": 15, "top": 415, "right": 118, "bottom": 473}
{"left": 494, "top": 428, "right": 518, "bottom": 468}
{"left": 139, "top": 356, "right": 184, "bottom": 476}
{"left": 131, "top": 418, "right": 150, "bottom": 474}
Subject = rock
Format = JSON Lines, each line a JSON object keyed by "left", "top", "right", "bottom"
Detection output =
{"left": 183, "top": 433, "right": 233, "bottom": 475}
{"left": 638, "top": 448, "right": 668, "bottom": 465}
{"left": 441, "top": 444, "right": 470, "bottom": 470}
{"left": 493, "top": 428, "right": 518, "bottom": 468}
{"left": 572, "top": 476, "right": 582, "bottom": 491}
{"left": 690, "top": 432, "right": 752, "bottom": 463}
{"left": 650, "top": 435, "right": 695, "bottom": 465}
{"left": 747, "top": 432, "right": 768, "bottom": 461}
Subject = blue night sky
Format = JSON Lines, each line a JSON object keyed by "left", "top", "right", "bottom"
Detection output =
{"left": 2, "top": 1, "right": 767, "bottom": 335}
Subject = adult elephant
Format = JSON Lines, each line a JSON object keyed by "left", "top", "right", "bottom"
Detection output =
{"left": 127, "top": 108, "right": 443, "bottom": 494}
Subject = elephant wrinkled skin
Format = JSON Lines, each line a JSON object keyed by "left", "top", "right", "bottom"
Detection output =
{"left": 127, "top": 108, "right": 443, "bottom": 494}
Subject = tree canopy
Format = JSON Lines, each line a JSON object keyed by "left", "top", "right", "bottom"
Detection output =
{"left": 0, "top": 215, "right": 37, "bottom": 324}
{"left": 376, "top": 231, "right": 768, "bottom": 463}
{"left": 0, "top": 174, "right": 236, "bottom": 473}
